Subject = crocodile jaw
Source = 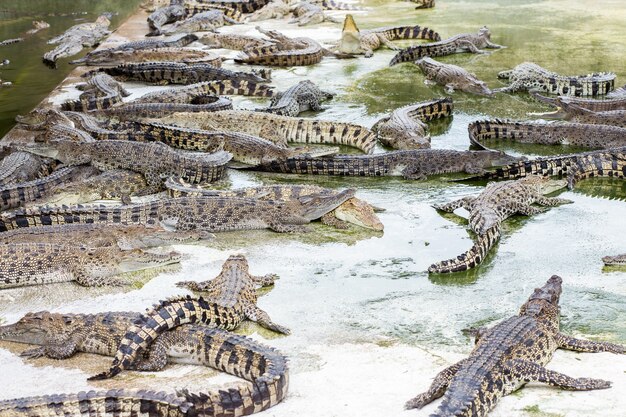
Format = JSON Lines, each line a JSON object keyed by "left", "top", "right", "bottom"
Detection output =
{"left": 298, "top": 188, "right": 357, "bottom": 221}
{"left": 338, "top": 14, "right": 362, "bottom": 54}
{"left": 334, "top": 198, "right": 384, "bottom": 231}
{"left": 117, "top": 249, "right": 182, "bottom": 272}
{"left": 603, "top": 255, "right": 626, "bottom": 266}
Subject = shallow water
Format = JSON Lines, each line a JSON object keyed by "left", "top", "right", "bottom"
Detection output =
{"left": 1, "top": 0, "right": 626, "bottom": 416}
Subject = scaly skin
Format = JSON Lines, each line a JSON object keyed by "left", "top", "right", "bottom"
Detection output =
{"left": 194, "top": 0, "right": 272, "bottom": 14}
{"left": 531, "top": 91, "right": 626, "bottom": 112}
{"left": 61, "top": 73, "right": 130, "bottom": 111}
{"left": 133, "top": 79, "right": 274, "bottom": 103}
{"left": 0, "top": 191, "right": 356, "bottom": 233}
{"left": 495, "top": 62, "right": 615, "bottom": 96}
{"left": 147, "top": 4, "right": 186, "bottom": 35}
{"left": 201, "top": 32, "right": 273, "bottom": 50}
{"left": 43, "top": 15, "right": 111, "bottom": 64}
{"left": 0, "top": 152, "right": 56, "bottom": 187}
{"left": 468, "top": 119, "right": 626, "bottom": 149}
{"left": 235, "top": 27, "right": 325, "bottom": 67}
{"left": 390, "top": 26, "right": 503, "bottom": 66}
{"left": 416, "top": 57, "right": 493, "bottom": 96}
{"left": 92, "top": 99, "right": 234, "bottom": 120}
{"left": 0, "top": 311, "right": 288, "bottom": 417}
{"left": 429, "top": 176, "right": 572, "bottom": 273}
{"left": 554, "top": 102, "right": 626, "bottom": 128}
{"left": 252, "top": 149, "right": 520, "bottom": 179}
{"left": 72, "top": 47, "right": 222, "bottom": 67}
{"left": 372, "top": 97, "right": 453, "bottom": 150}
{"left": 156, "top": 109, "right": 377, "bottom": 153}
{"left": 184, "top": 3, "right": 244, "bottom": 21}
{"left": 92, "top": 254, "right": 288, "bottom": 380}
{"left": 246, "top": 0, "right": 290, "bottom": 22}
{"left": 161, "top": 10, "right": 237, "bottom": 35}
{"left": 602, "top": 254, "right": 626, "bottom": 266}
{"left": 261, "top": 79, "right": 333, "bottom": 116}
{"left": 289, "top": 1, "right": 340, "bottom": 26}
{"left": 0, "top": 243, "right": 180, "bottom": 288}
{"left": 406, "top": 275, "right": 624, "bottom": 416}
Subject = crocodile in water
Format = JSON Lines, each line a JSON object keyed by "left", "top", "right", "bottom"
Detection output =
{"left": 43, "top": 15, "right": 111, "bottom": 64}
{"left": 416, "top": 57, "right": 493, "bottom": 95}
{"left": 531, "top": 90, "right": 626, "bottom": 113}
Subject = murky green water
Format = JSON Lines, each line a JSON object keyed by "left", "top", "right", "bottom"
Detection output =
{"left": 0, "top": 0, "right": 625, "bottom": 415}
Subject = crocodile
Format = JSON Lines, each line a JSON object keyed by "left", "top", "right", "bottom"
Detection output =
{"left": 161, "top": 10, "right": 238, "bottom": 35}
{"left": 495, "top": 62, "right": 615, "bottom": 96}
{"left": 183, "top": 3, "right": 244, "bottom": 21}
{"left": 0, "top": 38, "right": 23, "bottom": 47}
{"left": 406, "top": 275, "right": 624, "bottom": 416}
{"left": 0, "top": 223, "right": 212, "bottom": 250}
{"left": 602, "top": 254, "right": 626, "bottom": 266}
{"left": 410, "top": 0, "right": 434, "bottom": 8}
{"left": 61, "top": 73, "right": 130, "bottom": 111}
{"left": 260, "top": 80, "right": 333, "bottom": 116}
{"left": 0, "top": 151, "right": 56, "bottom": 187}
{"left": 200, "top": 32, "right": 274, "bottom": 49}
{"left": 147, "top": 3, "right": 186, "bottom": 36}
{"left": 461, "top": 146, "right": 626, "bottom": 189}
{"left": 0, "top": 190, "right": 356, "bottom": 233}
{"left": 0, "top": 243, "right": 181, "bottom": 288}
{"left": 0, "top": 165, "right": 97, "bottom": 211}
{"left": 246, "top": 0, "right": 290, "bottom": 22}
{"left": 415, "top": 57, "right": 493, "bottom": 96}
{"left": 155, "top": 109, "right": 377, "bottom": 153}
{"left": 71, "top": 47, "right": 222, "bottom": 67}
{"left": 132, "top": 79, "right": 274, "bottom": 103}
{"left": 69, "top": 34, "right": 200, "bottom": 64}
{"left": 531, "top": 90, "right": 626, "bottom": 113}
{"left": 193, "top": 0, "right": 272, "bottom": 13}
{"left": 164, "top": 178, "right": 384, "bottom": 230}
{"left": 551, "top": 102, "right": 626, "bottom": 128}
{"left": 0, "top": 311, "right": 288, "bottom": 417}
{"left": 25, "top": 20, "right": 50, "bottom": 35}
{"left": 337, "top": 14, "right": 441, "bottom": 57}
{"left": 468, "top": 119, "right": 626, "bottom": 149}
{"left": 289, "top": 1, "right": 340, "bottom": 26}
{"left": 85, "top": 98, "right": 234, "bottom": 120}
{"left": 24, "top": 139, "right": 232, "bottom": 194}
{"left": 98, "top": 61, "right": 268, "bottom": 85}
{"left": 43, "top": 15, "right": 111, "bottom": 64}
{"left": 252, "top": 148, "right": 520, "bottom": 179}
{"left": 372, "top": 97, "right": 453, "bottom": 150}
{"left": 92, "top": 253, "right": 288, "bottom": 380}
{"left": 428, "top": 176, "right": 572, "bottom": 273}
{"left": 389, "top": 26, "right": 503, "bottom": 66}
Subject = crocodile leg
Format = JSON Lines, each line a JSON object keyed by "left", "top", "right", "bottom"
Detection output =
{"left": 267, "top": 221, "right": 311, "bottom": 233}
{"left": 516, "top": 205, "right": 549, "bottom": 216}
{"left": 405, "top": 360, "right": 467, "bottom": 409}
{"left": 485, "top": 40, "right": 504, "bottom": 49}
{"left": 534, "top": 196, "right": 574, "bottom": 206}
{"left": 176, "top": 278, "right": 219, "bottom": 292}
{"left": 74, "top": 267, "right": 125, "bottom": 287}
{"left": 432, "top": 196, "right": 475, "bottom": 212}
{"left": 556, "top": 333, "right": 626, "bottom": 354}
{"left": 457, "top": 40, "right": 487, "bottom": 54}
{"left": 461, "top": 326, "right": 488, "bottom": 343}
{"left": 320, "top": 212, "right": 349, "bottom": 229}
{"left": 20, "top": 331, "right": 86, "bottom": 359}
{"left": 244, "top": 304, "right": 291, "bottom": 335}
{"left": 131, "top": 339, "right": 169, "bottom": 371}
{"left": 504, "top": 359, "right": 612, "bottom": 390}
{"left": 376, "top": 34, "right": 400, "bottom": 51}
{"left": 250, "top": 273, "right": 279, "bottom": 286}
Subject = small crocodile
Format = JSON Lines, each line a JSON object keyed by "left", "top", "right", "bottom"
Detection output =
{"left": 337, "top": 14, "right": 440, "bottom": 57}
{"left": 0, "top": 151, "right": 56, "bottom": 187}
{"left": 429, "top": 176, "right": 571, "bottom": 273}
{"left": 495, "top": 62, "right": 615, "bottom": 96}
{"left": 252, "top": 149, "right": 519, "bottom": 179}
{"left": 390, "top": 26, "right": 503, "bottom": 66}
{"left": 183, "top": 3, "right": 244, "bottom": 21}
{"left": 0, "top": 38, "right": 23, "bottom": 47}
{"left": 0, "top": 223, "right": 212, "bottom": 250}
{"left": 147, "top": 3, "right": 186, "bottom": 35}
{"left": 531, "top": 90, "right": 626, "bottom": 113}
{"left": 98, "top": 61, "right": 268, "bottom": 85}
{"left": 43, "top": 15, "right": 111, "bottom": 64}
{"left": 156, "top": 109, "right": 377, "bottom": 153}
{"left": 25, "top": 20, "right": 50, "bottom": 35}
{"left": 468, "top": 119, "right": 626, "bottom": 149}
{"left": 289, "top": 1, "right": 340, "bottom": 26}
{"left": 83, "top": 98, "right": 234, "bottom": 120}
{"left": 602, "top": 254, "right": 626, "bottom": 266}
{"left": 0, "top": 311, "right": 288, "bottom": 417}
{"left": 25, "top": 139, "right": 232, "bottom": 194}
{"left": 61, "top": 73, "right": 130, "bottom": 111}
{"left": 161, "top": 10, "right": 238, "bottom": 35}
{"left": 164, "top": 178, "right": 384, "bottom": 230}
{"left": 133, "top": 79, "right": 274, "bottom": 104}
{"left": 261, "top": 80, "right": 333, "bottom": 116}
{"left": 91, "top": 253, "right": 288, "bottom": 380}
{"left": 0, "top": 243, "right": 180, "bottom": 288}
{"left": 407, "top": 275, "right": 624, "bottom": 415}
{"left": 72, "top": 47, "right": 222, "bottom": 67}
{"left": 200, "top": 32, "right": 274, "bottom": 49}
{"left": 0, "top": 190, "right": 355, "bottom": 233}
{"left": 415, "top": 57, "right": 493, "bottom": 95}
{"left": 246, "top": 0, "right": 290, "bottom": 21}
{"left": 372, "top": 97, "right": 453, "bottom": 149}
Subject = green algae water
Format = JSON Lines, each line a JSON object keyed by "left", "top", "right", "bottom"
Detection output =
{"left": 0, "top": 0, "right": 625, "bottom": 416}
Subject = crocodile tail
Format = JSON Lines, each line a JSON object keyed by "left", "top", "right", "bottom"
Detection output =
{"left": 202, "top": 79, "right": 275, "bottom": 97}
{"left": 383, "top": 25, "right": 441, "bottom": 42}
{"left": 428, "top": 224, "right": 501, "bottom": 273}
{"left": 322, "top": 0, "right": 364, "bottom": 10}
{"left": 389, "top": 45, "right": 424, "bottom": 66}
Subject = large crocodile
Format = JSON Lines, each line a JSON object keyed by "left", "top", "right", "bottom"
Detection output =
{"left": 133, "top": 79, "right": 274, "bottom": 103}
{"left": 25, "top": 139, "right": 231, "bottom": 194}
{"left": 161, "top": 10, "right": 238, "bottom": 35}
{"left": 261, "top": 79, "right": 333, "bottom": 116}
{"left": 389, "top": 26, "right": 503, "bottom": 66}
{"left": 0, "top": 190, "right": 356, "bottom": 233}
{"left": 531, "top": 90, "right": 626, "bottom": 113}
{"left": 92, "top": 99, "right": 234, "bottom": 120}
{"left": 495, "top": 62, "right": 615, "bottom": 96}
{"left": 43, "top": 15, "right": 111, "bottom": 64}
{"left": 252, "top": 149, "right": 520, "bottom": 179}
{"left": 406, "top": 275, "right": 624, "bottom": 416}
{"left": 337, "top": 14, "right": 440, "bottom": 57}
{"left": 164, "top": 178, "right": 384, "bottom": 230}
{"left": 72, "top": 47, "right": 222, "bottom": 67}
{"left": 415, "top": 57, "right": 493, "bottom": 96}
{"left": 155, "top": 109, "right": 377, "bottom": 153}
{"left": 0, "top": 243, "right": 180, "bottom": 288}
{"left": 428, "top": 176, "right": 572, "bottom": 273}
{"left": 372, "top": 97, "right": 453, "bottom": 149}
{"left": 89, "top": 254, "right": 288, "bottom": 380}
{"left": 468, "top": 119, "right": 626, "bottom": 149}
{"left": 0, "top": 311, "right": 288, "bottom": 417}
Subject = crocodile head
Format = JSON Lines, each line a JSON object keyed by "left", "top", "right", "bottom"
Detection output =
{"left": 15, "top": 108, "right": 73, "bottom": 130}
{"left": 602, "top": 254, "right": 626, "bottom": 266}
{"left": 519, "top": 275, "right": 562, "bottom": 324}
{"left": 484, "top": 149, "right": 524, "bottom": 167}
{"left": 296, "top": 188, "right": 357, "bottom": 221}
{"left": 117, "top": 228, "right": 215, "bottom": 250}
{"left": 0, "top": 311, "right": 74, "bottom": 345}
{"left": 335, "top": 197, "right": 384, "bottom": 231}
{"left": 477, "top": 25, "right": 492, "bottom": 40}
{"left": 21, "top": 139, "right": 91, "bottom": 164}
{"left": 338, "top": 14, "right": 362, "bottom": 54}
{"left": 117, "top": 249, "right": 183, "bottom": 272}
{"left": 521, "top": 176, "right": 568, "bottom": 195}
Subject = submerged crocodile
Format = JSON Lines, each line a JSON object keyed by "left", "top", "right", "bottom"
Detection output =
{"left": 495, "top": 62, "right": 615, "bottom": 96}
{"left": 164, "top": 178, "right": 384, "bottom": 230}
{"left": 252, "top": 149, "right": 519, "bottom": 179}
{"left": 337, "top": 14, "right": 440, "bottom": 57}
{"left": 468, "top": 119, "right": 626, "bottom": 149}
{"left": 261, "top": 80, "right": 333, "bottom": 116}
{"left": 389, "top": 26, "right": 503, "bottom": 66}
{"left": 428, "top": 176, "right": 571, "bottom": 273}
{"left": 0, "top": 243, "right": 180, "bottom": 288}
{"left": 416, "top": 57, "right": 493, "bottom": 95}
{"left": 156, "top": 110, "right": 377, "bottom": 153}
{"left": 0, "top": 191, "right": 356, "bottom": 233}
{"left": 531, "top": 90, "right": 626, "bottom": 113}
{"left": 43, "top": 15, "right": 111, "bottom": 64}
{"left": 61, "top": 73, "right": 130, "bottom": 111}
{"left": 372, "top": 97, "right": 453, "bottom": 149}
{"left": 0, "top": 311, "right": 288, "bottom": 417}
{"left": 406, "top": 275, "right": 624, "bottom": 416}
{"left": 161, "top": 10, "right": 238, "bottom": 35}
{"left": 91, "top": 254, "right": 288, "bottom": 380}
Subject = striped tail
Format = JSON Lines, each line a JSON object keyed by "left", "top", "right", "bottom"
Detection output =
{"left": 201, "top": 79, "right": 275, "bottom": 97}
{"left": 428, "top": 224, "right": 501, "bottom": 273}
{"left": 379, "top": 25, "right": 441, "bottom": 42}
{"left": 321, "top": 0, "right": 364, "bottom": 10}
